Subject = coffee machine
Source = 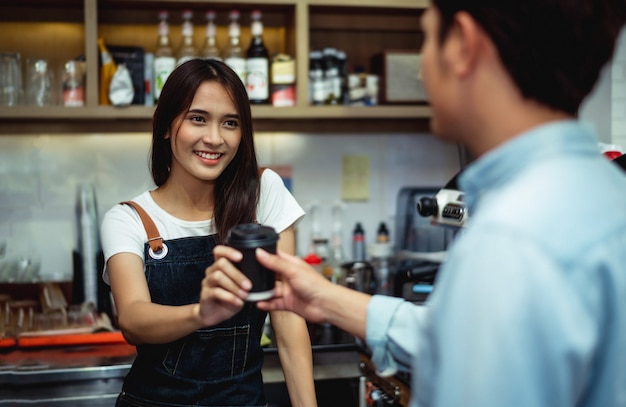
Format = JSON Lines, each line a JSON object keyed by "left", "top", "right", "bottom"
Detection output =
{"left": 393, "top": 173, "right": 467, "bottom": 304}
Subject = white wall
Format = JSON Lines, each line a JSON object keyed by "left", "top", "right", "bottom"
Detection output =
{"left": 580, "top": 26, "right": 626, "bottom": 149}
{"left": 611, "top": 27, "right": 626, "bottom": 149}
{"left": 0, "top": 132, "right": 460, "bottom": 282}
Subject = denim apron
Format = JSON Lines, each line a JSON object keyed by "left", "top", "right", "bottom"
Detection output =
{"left": 116, "top": 202, "right": 267, "bottom": 407}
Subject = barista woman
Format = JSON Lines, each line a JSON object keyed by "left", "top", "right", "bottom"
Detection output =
{"left": 100, "top": 59, "right": 317, "bottom": 407}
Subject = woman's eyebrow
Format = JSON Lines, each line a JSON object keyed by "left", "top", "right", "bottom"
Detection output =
{"left": 188, "top": 108, "right": 208, "bottom": 115}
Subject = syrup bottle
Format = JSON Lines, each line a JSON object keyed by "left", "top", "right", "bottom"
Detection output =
{"left": 246, "top": 10, "right": 270, "bottom": 104}
{"left": 200, "top": 10, "right": 221, "bottom": 60}
{"left": 153, "top": 10, "right": 176, "bottom": 102}
{"left": 224, "top": 10, "right": 247, "bottom": 85}
{"left": 176, "top": 9, "right": 198, "bottom": 66}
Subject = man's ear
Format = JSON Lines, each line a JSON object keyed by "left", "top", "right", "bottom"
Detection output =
{"left": 449, "top": 11, "right": 488, "bottom": 78}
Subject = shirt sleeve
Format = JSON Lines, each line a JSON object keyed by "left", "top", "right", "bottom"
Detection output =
{"left": 256, "top": 168, "right": 305, "bottom": 233}
{"left": 99, "top": 203, "right": 147, "bottom": 284}
{"left": 366, "top": 295, "right": 428, "bottom": 376}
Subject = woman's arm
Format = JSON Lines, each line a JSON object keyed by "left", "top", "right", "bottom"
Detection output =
{"left": 272, "top": 226, "right": 318, "bottom": 407}
{"left": 108, "top": 251, "right": 249, "bottom": 345}
{"left": 108, "top": 253, "right": 205, "bottom": 344}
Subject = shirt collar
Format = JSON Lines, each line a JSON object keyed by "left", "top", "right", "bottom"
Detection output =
{"left": 458, "top": 120, "right": 599, "bottom": 212}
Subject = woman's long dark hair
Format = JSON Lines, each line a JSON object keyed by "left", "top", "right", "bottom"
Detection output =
{"left": 151, "top": 59, "right": 260, "bottom": 243}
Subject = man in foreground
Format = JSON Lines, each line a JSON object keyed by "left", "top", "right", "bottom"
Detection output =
{"left": 211, "top": 1, "right": 626, "bottom": 405}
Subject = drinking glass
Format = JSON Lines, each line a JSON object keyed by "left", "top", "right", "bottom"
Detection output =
{"left": 25, "top": 58, "right": 53, "bottom": 106}
{"left": 0, "top": 52, "right": 23, "bottom": 106}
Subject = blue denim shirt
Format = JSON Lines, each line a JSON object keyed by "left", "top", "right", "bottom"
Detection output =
{"left": 367, "top": 120, "right": 626, "bottom": 407}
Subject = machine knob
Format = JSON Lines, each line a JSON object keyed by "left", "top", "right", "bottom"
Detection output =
{"left": 417, "top": 196, "right": 438, "bottom": 217}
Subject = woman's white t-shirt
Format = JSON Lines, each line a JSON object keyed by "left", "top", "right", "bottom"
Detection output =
{"left": 100, "top": 169, "right": 304, "bottom": 284}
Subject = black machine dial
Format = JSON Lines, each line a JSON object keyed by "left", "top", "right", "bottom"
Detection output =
{"left": 416, "top": 197, "right": 438, "bottom": 217}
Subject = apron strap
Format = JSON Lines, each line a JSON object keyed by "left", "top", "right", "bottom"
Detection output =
{"left": 120, "top": 201, "right": 164, "bottom": 253}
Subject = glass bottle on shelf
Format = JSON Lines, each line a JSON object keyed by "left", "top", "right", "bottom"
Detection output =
{"left": 200, "top": 10, "right": 221, "bottom": 61}
{"left": 224, "top": 10, "right": 247, "bottom": 85}
{"left": 153, "top": 10, "right": 176, "bottom": 102}
{"left": 322, "top": 47, "right": 340, "bottom": 105}
{"left": 177, "top": 9, "right": 198, "bottom": 66}
{"left": 246, "top": 10, "right": 270, "bottom": 104}
{"left": 309, "top": 50, "right": 326, "bottom": 105}
{"left": 336, "top": 49, "right": 349, "bottom": 105}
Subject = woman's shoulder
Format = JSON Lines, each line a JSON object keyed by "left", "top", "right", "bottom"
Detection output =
{"left": 103, "top": 191, "right": 153, "bottom": 222}
{"left": 260, "top": 167, "right": 279, "bottom": 181}
{"left": 259, "top": 167, "right": 287, "bottom": 190}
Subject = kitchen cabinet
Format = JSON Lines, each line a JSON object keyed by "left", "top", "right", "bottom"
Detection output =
{"left": 0, "top": 0, "right": 431, "bottom": 134}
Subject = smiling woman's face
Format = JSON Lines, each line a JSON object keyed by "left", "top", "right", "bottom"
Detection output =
{"left": 166, "top": 80, "right": 242, "bottom": 185}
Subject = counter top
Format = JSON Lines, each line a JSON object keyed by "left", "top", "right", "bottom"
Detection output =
{"left": 0, "top": 323, "right": 360, "bottom": 387}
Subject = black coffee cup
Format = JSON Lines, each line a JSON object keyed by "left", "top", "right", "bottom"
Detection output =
{"left": 225, "top": 223, "right": 279, "bottom": 301}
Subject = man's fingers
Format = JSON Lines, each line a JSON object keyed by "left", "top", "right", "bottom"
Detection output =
{"left": 257, "top": 248, "right": 304, "bottom": 271}
{"left": 255, "top": 248, "right": 291, "bottom": 277}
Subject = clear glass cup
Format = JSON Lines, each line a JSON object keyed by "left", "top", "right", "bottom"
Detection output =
{"left": 25, "top": 58, "right": 54, "bottom": 106}
{"left": 0, "top": 52, "right": 23, "bottom": 106}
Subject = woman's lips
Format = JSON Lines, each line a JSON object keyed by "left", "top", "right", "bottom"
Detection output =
{"left": 194, "top": 151, "right": 222, "bottom": 160}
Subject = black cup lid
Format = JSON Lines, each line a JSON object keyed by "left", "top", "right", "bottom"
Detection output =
{"left": 226, "top": 223, "right": 278, "bottom": 248}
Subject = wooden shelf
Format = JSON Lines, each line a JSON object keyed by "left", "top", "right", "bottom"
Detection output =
{"left": 0, "top": 0, "right": 430, "bottom": 135}
{"left": 0, "top": 105, "right": 431, "bottom": 134}
{"left": 0, "top": 105, "right": 429, "bottom": 120}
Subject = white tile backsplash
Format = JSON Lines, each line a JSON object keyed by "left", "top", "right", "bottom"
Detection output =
{"left": 0, "top": 131, "right": 460, "bottom": 282}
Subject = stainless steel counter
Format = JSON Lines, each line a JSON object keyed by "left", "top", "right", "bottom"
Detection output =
{"left": 0, "top": 324, "right": 361, "bottom": 406}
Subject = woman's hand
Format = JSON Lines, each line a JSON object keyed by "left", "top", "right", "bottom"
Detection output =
{"left": 197, "top": 245, "right": 252, "bottom": 327}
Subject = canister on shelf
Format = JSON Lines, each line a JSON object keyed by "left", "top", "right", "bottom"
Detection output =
{"left": 62, "top": 58, "right": 86, "bottom": 107}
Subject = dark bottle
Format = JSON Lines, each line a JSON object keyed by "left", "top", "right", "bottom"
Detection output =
{"left": 352, "top": 222, "right": 366, "bottom": 262}
{"left": 246, "top": 10, "right": 270, "bottom": 104}
{"left": 336, "top": 49, "right": 349, "bottom": 105}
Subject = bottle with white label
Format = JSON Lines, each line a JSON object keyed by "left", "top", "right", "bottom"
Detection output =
{"left": 309, "top": 50, "right": 326, "bottom": 105}
{"left": 153, "top": 10, "right": 176, "bottom": 102}
{"left": 176, "top": 9, "right": 198, "bottom": 66}
{"left": 224, "top": 10, "right": 247, "bottom": 85}
{"left": 200, "top": 10, "right": 221, "bottom": 61}
{"left": 246, "top": 10, "right": 270, "bottom": 104}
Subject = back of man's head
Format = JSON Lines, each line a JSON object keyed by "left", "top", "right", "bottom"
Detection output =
{"left": 432, "top": 0, "right": 626, "bottom": 115}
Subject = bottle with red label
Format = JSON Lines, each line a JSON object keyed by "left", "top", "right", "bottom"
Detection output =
{"left": 352, "top": 222, "right": 366, "bottom": 262}
{"left": 246, "top": 10, "right": 270, "bottom": 104}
